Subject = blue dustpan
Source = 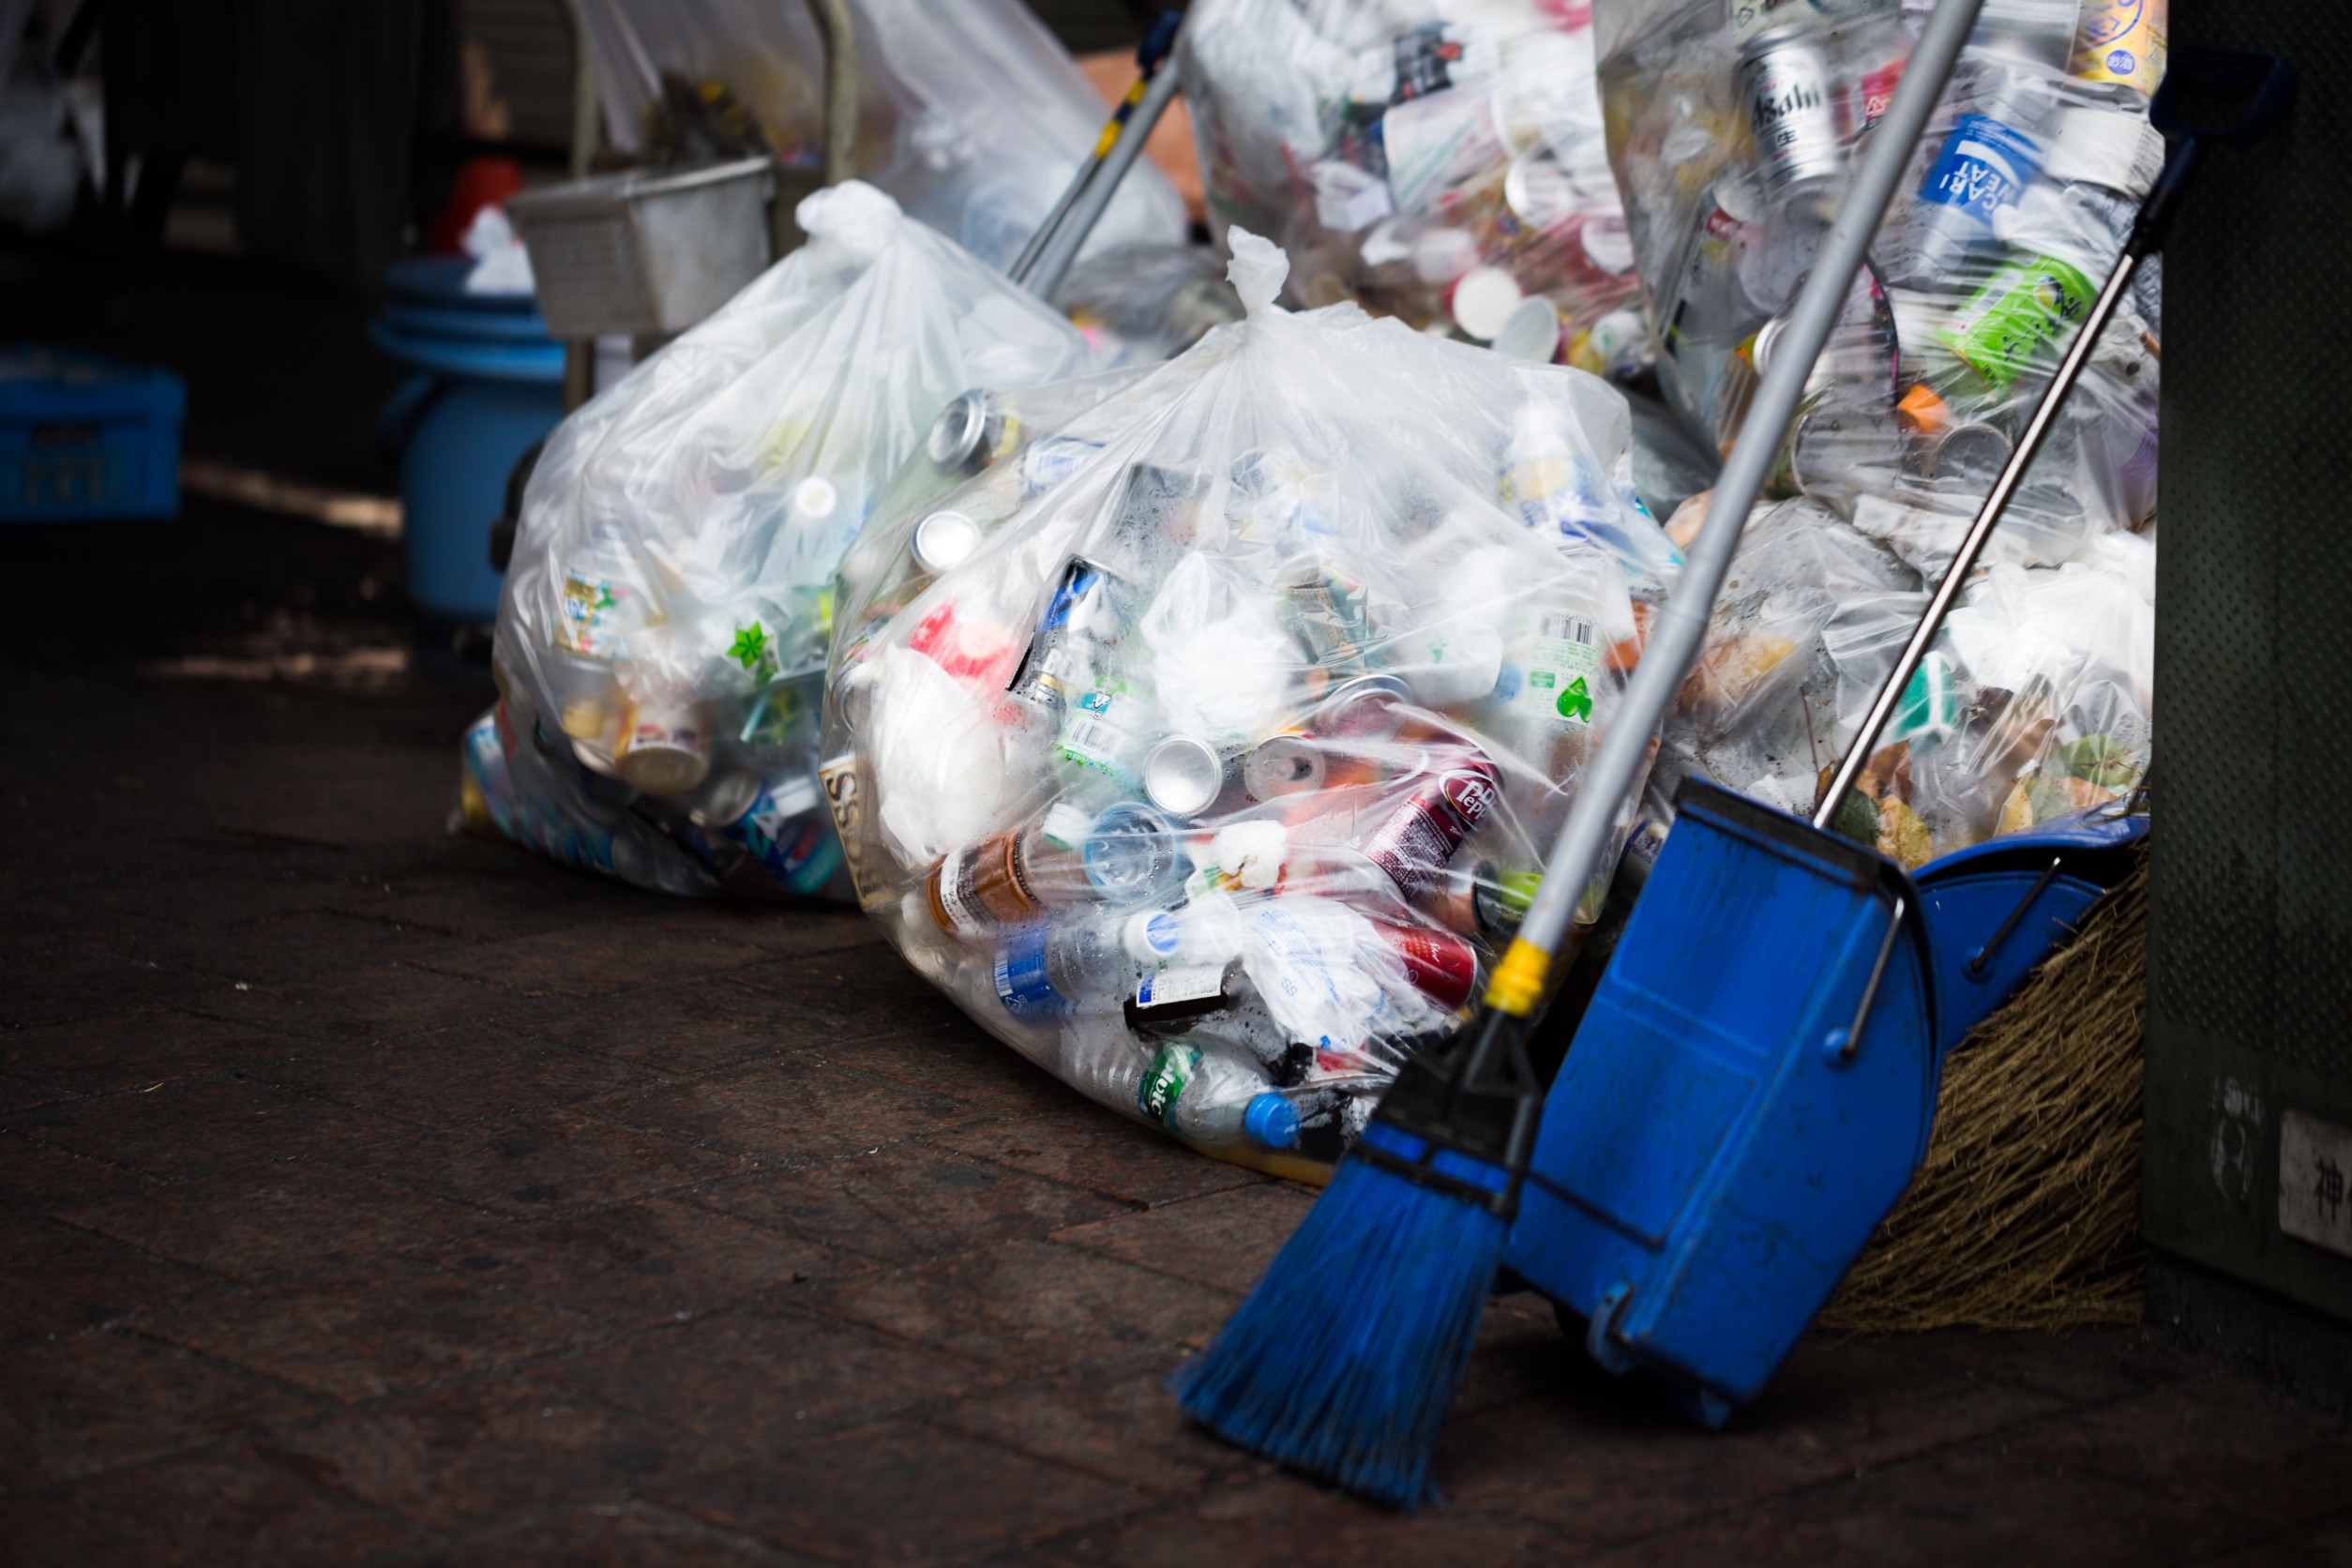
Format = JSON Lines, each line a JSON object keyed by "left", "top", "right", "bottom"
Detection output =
{"left": 1503, "top": 777, "right": 1941, "bottom": 1425}
{"left": 1916, "top": 804, "right": 2148, "bottom": 1057}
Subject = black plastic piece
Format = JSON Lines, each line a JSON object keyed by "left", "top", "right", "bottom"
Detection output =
{"left": 2133, "top": 48, "right": 2298, "bottom": 259}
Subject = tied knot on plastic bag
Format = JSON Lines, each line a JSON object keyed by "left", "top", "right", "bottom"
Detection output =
{"left": 797, "top": 181, "right": 906, "bottom": 266}
{"left": 1224, "top": 228, "right": 1289, "bottom": 319}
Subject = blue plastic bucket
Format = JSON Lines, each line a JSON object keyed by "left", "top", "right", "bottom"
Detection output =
{"left": 370, "top": 257, "right": 564, "bottom": 624}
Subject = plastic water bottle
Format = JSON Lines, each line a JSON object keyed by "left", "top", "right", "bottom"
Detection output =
{"left": 1895, "top": 54, "right": 2064, "bottom": 286}
{"left": 1082, "top": 801, "right": 1189, "bottom": 908}
{"left": 991, "top": 920, "right": 1137, "bottom": 1023}
{"left": 1119, "top": 1039, "right": 1292, "bottom": 1150}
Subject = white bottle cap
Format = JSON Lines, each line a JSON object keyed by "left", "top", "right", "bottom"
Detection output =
{"left": 792, "top": 475, "right": 838, "bottom": 521}
{"left": 1450, "top": 265, "right": 1526, "bottom": 341}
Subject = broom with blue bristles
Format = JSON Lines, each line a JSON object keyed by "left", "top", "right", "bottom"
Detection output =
{"left": 1170, "top": 0, "right": 1988, "bottom": 1507}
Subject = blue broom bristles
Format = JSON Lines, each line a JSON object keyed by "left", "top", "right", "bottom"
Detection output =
{"left": 1170, "top": 1138, "right": 1512, "bottom": 1510}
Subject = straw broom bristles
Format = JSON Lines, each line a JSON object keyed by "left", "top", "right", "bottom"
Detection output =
{"left": 1818, "top": 858, "right": 2148, "bottom": 1334}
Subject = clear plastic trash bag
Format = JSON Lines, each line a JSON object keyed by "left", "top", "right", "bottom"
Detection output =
{"left": 1599, "top": 0, "right": 2162, "bottom": 534}
{"left": 467, "top": 182, "right": 1095, "bottom": 897}
{"left": 1640, "top": 499, "right": 2152, "bottom": 873}
{"left": 820, "top": 229, "right": 1681, "bottom": 1170}
{"left": 572, "top": 0, "right": 1189, "bottom": 270}
{"left": 1177, "top": 0, "right": 1648, "bottom": 374}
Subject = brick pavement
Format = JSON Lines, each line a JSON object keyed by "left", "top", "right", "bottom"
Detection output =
{"left": 4, "top": 553, "right": 2350, "bottom": 1565}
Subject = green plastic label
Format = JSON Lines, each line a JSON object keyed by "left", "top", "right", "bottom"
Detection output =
{"left": 1944, "top": 254, "right": 2097, "bottom": 392}
{"left": 1137, "top": 1043, "right": 1198, "bottom": 1128}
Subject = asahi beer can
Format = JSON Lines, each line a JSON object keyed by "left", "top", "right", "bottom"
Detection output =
{"left": 911, "top": 509, "right": 984, "bottom": 575}
{"left": 1737, "top": 26, "right": 1842, "bottom": 199}
{"left": 1143, "top": 734, "right": 1229, "bottom": 819}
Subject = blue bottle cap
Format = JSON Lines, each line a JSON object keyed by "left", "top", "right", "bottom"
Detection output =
{"left": 1244, "top": 1093, "right": 1301, "bottom": 1151}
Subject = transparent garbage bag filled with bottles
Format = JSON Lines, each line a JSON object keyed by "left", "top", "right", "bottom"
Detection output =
{"left": 463, "top": 182, "right": 1095, "bottom": 897}
{"left": 1636, "top": 497, "right": 2152, "bottom": 874}
{"left": 572, "top": 0, "right": 1188, "bottom": 270}
{"left": 819, "top": 230, "right": 1681, "bottom": 1170}
{"left": 1176, "top": 0, "right": 1650, "bottom": 375}
{"left": 1599, "top": 0, "right": 2162, "bottom": 862}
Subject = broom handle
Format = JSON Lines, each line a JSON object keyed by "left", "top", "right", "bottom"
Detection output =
{"left": 1504, "top": 0, "right": 1986, "bottom": 975}
{"left": 1813, "top": 251, "right": 2139, "bottom": 829}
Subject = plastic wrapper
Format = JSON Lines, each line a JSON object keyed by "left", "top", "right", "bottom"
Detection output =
{"left": 1640, "top": 499, "right": 2151, "bottom": 873}
{"left": 1600, "top": 0, "right": 2162, "bottom": 866}
{"left": 821, "top": 230, "right": 1681, "bottom": 1170}
{"left": 468, "top": 182, "right": 1095, "bottom": 897}
{"left": 1177, "top": 0, "right": 1648, "bottom": 373}
{"left": 574, "top": 0, "right": 1188, "bottom": 270}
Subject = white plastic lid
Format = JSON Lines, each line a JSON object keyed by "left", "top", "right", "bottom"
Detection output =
{"left": 2043, "top": 106, "right": 2164, "bottom": 199}
{"left": 912, "top": 509, "right": 983, "bottom": 574}
{"left": 792, "top": 475, "right": 838, "bottom": 520}
{"left": 1411, "top": 227, "right": 1482, "bottom": 285}
{"left": 1451, "top": 265, "right": 1525, "bottom": 340}
{"left": 1489, "top": 295, "right": 1561, "bottom": 362}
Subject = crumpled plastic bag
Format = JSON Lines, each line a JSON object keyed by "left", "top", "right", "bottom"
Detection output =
{"left": 1644, "top": 501, "right": 2152, "bottom": 872}
{"left": 573, "top": 0, "right": 1189, "bottom": 270}
{"left": 821, "top": 228, "right": 1681, "bottom": 1169}
{"left": 465, "top": 181, "right": 1094, "bottom": 897}
{"left": 1178, "top": 0, "right": 1646, "bottom": 373}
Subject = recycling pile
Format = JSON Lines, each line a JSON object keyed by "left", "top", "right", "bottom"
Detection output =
{"left": 821, "top": 232, "right": 1680, "bottom": 1168}
{"left": 1599, "top": 0, "right": 2162, "bottom": 867}
{"left": 462, "top": 184, "right": 1094, "bottom": 897}
{"left": 1178, "top": 0, "right": 1649, "bottom": 373}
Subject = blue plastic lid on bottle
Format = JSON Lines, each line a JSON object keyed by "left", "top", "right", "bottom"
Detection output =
{"left": 992, "top": 927, "right": 1069, "bottom": 1021}
{"left": 1244, "top": 1093, "right": 1302, "bottom": 1151}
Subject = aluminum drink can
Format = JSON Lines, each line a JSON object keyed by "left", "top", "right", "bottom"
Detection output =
{"left": 1371, "top": 920, "right": 1478, "bottom": 1010}
{"left": 1362, "top": 748, "right": 1505, "bottom": 897}
{"left": 725, "top": 783, "right": 843, "bottom": 897}
{"left": 1006, "top": 557, "right": 1126, "bottom": 712}
{"left": 1738, "top": 26, "right": 1842, "bottom": 200}
{"left": 1144, "top": 734, "right": 1232, "bottom": 819}
{"left": 911, "top": 509, "right": 984, "bottom": 576}
{"left": 614, "top": 701, "right": 711, "bottom": 796}
{"left": 1244, "top": 736, "right": 1326, "bottom": 801}
{"left": 926, "top": 390, "right": 1018, "bottom": 476}
{"left": 2072, "top": 0, "right": 2166, "bottom": 97}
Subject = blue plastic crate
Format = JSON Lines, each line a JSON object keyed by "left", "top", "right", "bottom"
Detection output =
{"left": 0, "top": 346, "right": 185, "bottom": 520}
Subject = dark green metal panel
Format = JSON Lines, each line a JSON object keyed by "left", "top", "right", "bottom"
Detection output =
{"left": 2148, "top": 0, "right": 2352, "bottom": 1320}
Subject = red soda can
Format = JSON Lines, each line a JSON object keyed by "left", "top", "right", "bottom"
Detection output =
{"left": 1362, "top": 747, "right": 1505, "bottom": 897}
{"left": 1373, "top": 920, "right": 1478, "bottom": 1011}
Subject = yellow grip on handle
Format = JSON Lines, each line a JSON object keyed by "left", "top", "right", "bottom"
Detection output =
{"left": 1484, "top": 937, "right": 1550, "bottom": 1018}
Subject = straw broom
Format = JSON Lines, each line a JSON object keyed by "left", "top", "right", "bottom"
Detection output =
{"left": 1819, "top": 856, "right": 2149, "bottom": 1334}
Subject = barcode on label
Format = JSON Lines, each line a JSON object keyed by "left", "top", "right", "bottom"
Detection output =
{"left": 1541, "top": 612, "right": 1597, "bottom": 644}
{"left": 1137, "top": 964, "right": 1227, "bottom": 1009}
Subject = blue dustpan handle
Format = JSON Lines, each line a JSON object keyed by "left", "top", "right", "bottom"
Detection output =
{"left": 2132, "top": 48, "right": 2297, "bottom": 260}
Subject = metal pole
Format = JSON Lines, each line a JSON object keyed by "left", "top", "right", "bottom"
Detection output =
{"left": 1025, "top": 55, "right": 1184, "bottom": 301}
{"left": 805, "top": 0, "right": 859, "bottom": 186}
{"left": 1509, "top": 0, "right": 1986, "bottom": 966}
